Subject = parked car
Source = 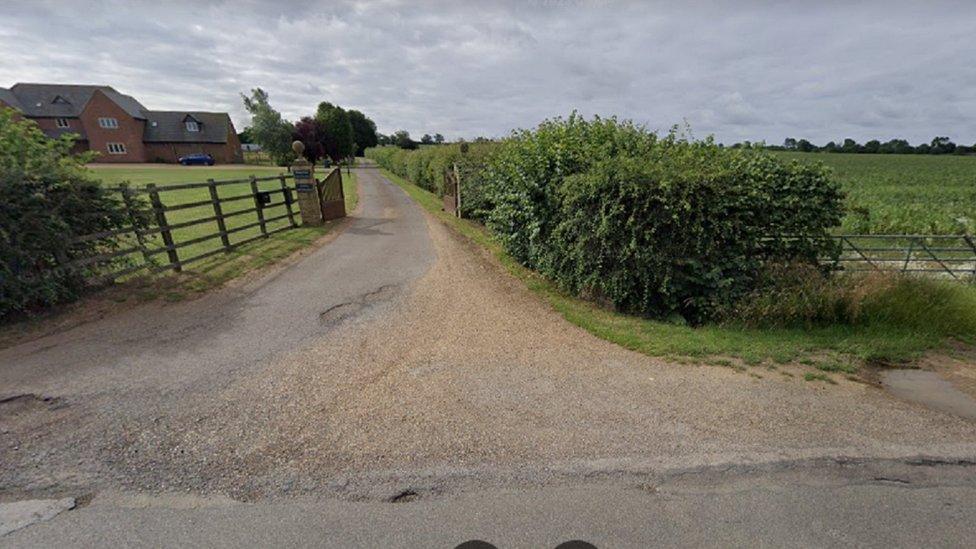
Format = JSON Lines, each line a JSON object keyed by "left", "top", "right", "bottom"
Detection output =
{"left": 178, "top": 153, "right": 215, "bottom": 166}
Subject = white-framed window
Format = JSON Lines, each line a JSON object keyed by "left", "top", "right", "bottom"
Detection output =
{"left": 106, "top": 142, "right": 127, "bottom": 154}
{"left": 98, "top": 117, "right": 119, "bottom": 129}
{"left": 56, "top": 118, "right": 70, "bottom": 128}
{"left": 185, "top": 120, "right": 199, "bottom": 132}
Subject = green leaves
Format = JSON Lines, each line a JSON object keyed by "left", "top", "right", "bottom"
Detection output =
{"left": 1, "top": 108, "right": 152, "bottom": 319}
{"left": 368, "top": 115, "right": 843, "bottom": 325}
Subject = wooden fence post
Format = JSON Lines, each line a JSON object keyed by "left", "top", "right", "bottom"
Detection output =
{"left": 147, "top": 183, "right": 180, "bottom": 272}
{"left": 250, "top": 175, "right": 268, "bottom": 237}
{"left": 121, "top": 185, "right": 152, "bottom": 267}
{"left": 453, "top": 162, "right": 461, "bottom": 218}
{"left": 280, "top": 174, "right": 297, "bottom": 227}
{"left": 965, "top": 235, "right": 976, "bottom": 279}
{"left": 208, "top": 178, "right": 232, "bottom": 252}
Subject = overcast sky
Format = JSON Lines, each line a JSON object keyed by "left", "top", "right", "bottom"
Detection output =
{"left": 1, "top": 0, "right": 974, "bottom": 145}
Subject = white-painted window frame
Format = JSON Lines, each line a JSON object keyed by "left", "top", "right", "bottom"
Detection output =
{"left": 106, "top": 142, "right": 127, "bottom": 154}
{"left": 56, "top": 118, "right": 70, "bottom": 128}
{"left": 98, "top": 117, "right": 119, "bottom": 129}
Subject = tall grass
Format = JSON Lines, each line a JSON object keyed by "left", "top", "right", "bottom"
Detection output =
{"left": 730, "top": 264, "right": 976, "bottom": 342}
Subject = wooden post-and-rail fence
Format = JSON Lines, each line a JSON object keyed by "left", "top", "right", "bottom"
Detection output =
{"left": 57, "top": 173, "right": 305, "bottom": 286}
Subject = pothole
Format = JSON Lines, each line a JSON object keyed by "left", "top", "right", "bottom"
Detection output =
{"left": 319, "top": 302, "right": 363, "bottom": 324}
{"left": 0, "top": 393, "right": 67, "bottom": 415}
{"left": 882, "top": 369, "right": 976, "bottom": 420}
{"left": 319, "top": 284, "right": 398, "bottom": 325}
{"left": 389, "top": 489, "right": 419, "bottom": 503}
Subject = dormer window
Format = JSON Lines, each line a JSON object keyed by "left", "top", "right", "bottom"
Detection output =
{"left": 185, "top": 120, "right": 200, "bottom": 132}
{"left": 52, "top": 95, "right": 70, "bottom": 105}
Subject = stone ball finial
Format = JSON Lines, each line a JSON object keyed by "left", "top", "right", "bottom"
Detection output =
{"left": 292, "top": 140, "right": 305, "bottom": 155}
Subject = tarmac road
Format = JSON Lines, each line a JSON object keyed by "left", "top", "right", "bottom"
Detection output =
{"left": 2, "top": 165, "right": 975, "bottom": 546}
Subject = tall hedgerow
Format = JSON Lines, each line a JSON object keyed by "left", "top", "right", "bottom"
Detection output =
{"left": 366, "top": 142, "right": 500, "bottom": 204}
{"left": 368, "top": 114, "right": 843, "bottom": 323}
{"left": 0, "top": 108, "right": 151, "bottom": 319}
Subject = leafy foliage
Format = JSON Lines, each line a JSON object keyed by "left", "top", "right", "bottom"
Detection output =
{"left": 347, "top": 109, "right": 378, "bottom": 156}
{"left": 370, "top": 114, "right": 844, "bottom": 323}
{"left": 315, "top": 102, "right": 355, "bottom": 161}
{"left": 241, "top": 88, "right": 296, "bottom": 166}
{"left": 292, "top": 116, "right": 328, "bottom": 163}
{"left": 0, "top": 108, "right": 152, "bottom": 319}
{"left": 366, "top": 141, "right": 498, "bottom": 211}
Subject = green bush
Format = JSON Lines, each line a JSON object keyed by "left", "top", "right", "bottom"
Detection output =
{"left": 366, "top": 142, "right": 499, "bottom": 204}
{"left": 0, "top": 108, "right": 151, "bottom": 319}
{"left": 370, "top": 114, "right": 844, "bottom": 323}
{"left": 481, "top": 115, "right": 843, "bottom": 323}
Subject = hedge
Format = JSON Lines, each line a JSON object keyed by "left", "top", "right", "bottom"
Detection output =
{"left": 367, "top": 114, "right": 843, "bottom": 323}
{"left": 1, "top": 108, "right": 151, "bottom": 319}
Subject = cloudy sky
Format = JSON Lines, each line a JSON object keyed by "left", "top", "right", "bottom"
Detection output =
{"left": 1, "top": 0, "right": 974, "bottom": 145}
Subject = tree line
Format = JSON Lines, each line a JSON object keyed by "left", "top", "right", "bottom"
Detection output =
{"left": 736, "top": 136, "right": 976, "bottom": 155}
{"left": 238, "top": 88, "right": 379, "bottom": 165}
{"left": 374, "top": 131, "right": 449, "bottom": 149}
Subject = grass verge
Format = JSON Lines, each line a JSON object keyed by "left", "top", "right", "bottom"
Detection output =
{"left": 380, "top": 167, "right": 969, "bottom": 374}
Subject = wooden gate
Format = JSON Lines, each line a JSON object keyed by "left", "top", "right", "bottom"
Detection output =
{"left": 318, "top": 167, "right": 346, "bottom": 220}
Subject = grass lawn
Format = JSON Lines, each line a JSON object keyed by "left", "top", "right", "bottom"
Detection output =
{"left": 772, "top": 152, "right": 976, "bottom": 235}
{"left": 87, "top": 164, "right": 357, "bottom": 296}
{"left": 380, "top": 167, "right": 958, "bottom": 381}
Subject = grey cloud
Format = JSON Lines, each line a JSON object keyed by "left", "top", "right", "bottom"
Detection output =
{"left": 1, "top": 0, "right": 974, "bottom": 145}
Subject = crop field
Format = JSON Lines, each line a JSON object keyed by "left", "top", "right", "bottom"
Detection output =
{"left": 86, "top": 164, "right": 356, "bottom": 282}
{"left": 773, "top": 152, "right": 976, "bottom": 235}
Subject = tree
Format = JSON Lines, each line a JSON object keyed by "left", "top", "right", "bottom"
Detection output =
{"left": 292, "top": 117, "right": 328, "bottom": 162}
{"left": 930, "top": 136, "right": 956, "bottom": 155}
{"left": 863, "top": 139, "right": 881, "bottom": 154}
{"left": 394, "top": 130, "right": 417, "bottom": 150}
{"left": 421, "top": 133, "right": 434, "bottom": 145}
{"left": 238, "top": 127, "right": 254, "bottom": 144}
{"left": 240, "top": 88, "right": 295, "bottom": 166}
{"left": 315, "top": 102, "right": 355, "bottom": 161}
{"left": 796, "top": 139, "right": 815, "bottom": 152}
{"left": 434, "top": 133, "right": 445, "bottom": 144}
{"left": 346, "top": 110, "right": 378, "bottom": 156}
{"left": 880, "top": 139, "right": 913, "bottom": 154}
{"left": 823, "top": 141, "right": 839, "bottom": 153}
{"left": 783, "top": 137, "right": 797, "bottom": 150}
{"left": 840, "top": 138, "right": 860, "bottom": 153}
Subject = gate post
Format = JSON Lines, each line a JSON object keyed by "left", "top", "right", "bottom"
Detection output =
{"left": 291, "top": 141, "right": 323, "bottom": 225}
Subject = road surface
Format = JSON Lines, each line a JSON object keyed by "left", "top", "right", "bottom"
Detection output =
{"left": 2, "top": 166, "right": 975, "bottom": 546}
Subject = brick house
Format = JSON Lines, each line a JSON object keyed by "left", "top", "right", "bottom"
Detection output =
{"left": 0, "top": 83, "right": 242, "bottom": 163}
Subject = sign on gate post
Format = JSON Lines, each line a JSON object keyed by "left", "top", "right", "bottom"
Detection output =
{"left": 291, "top": 141, "right": 323, "bottom": 225}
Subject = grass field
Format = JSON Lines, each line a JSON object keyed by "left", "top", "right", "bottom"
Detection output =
{"left": 773, "top": 152, "right": 976, "bottom": 235}
{"left": 87, "top": 164, "right": 356, "bottom": 294}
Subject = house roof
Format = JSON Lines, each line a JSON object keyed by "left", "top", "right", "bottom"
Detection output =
{"left": 0, "top": 87, "right": 25, "bottom": 111}
{"left": 6, "top": 83, "right": 148, "bottom": 119}
{"left": 143, "top": 111, "right": 232, "bottom": 143}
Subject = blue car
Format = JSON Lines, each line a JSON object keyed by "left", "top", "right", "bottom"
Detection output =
{"left": 178, "top": 153, "right": 215, "bottom": 166}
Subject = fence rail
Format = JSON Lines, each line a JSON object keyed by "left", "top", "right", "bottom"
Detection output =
{"left": 57, "top": 173, "right": 301, "bottom": 285}
{"left": 824, "top": 234, "right": 976, "bottom": 280}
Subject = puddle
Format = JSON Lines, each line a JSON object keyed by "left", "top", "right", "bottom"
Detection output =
{"left": 882, "top": 370, "right": 976, "bottom": 420}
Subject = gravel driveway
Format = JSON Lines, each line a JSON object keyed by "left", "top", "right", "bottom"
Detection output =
{"left": 2, "top": 167, "right": 976, "bottom": 503}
